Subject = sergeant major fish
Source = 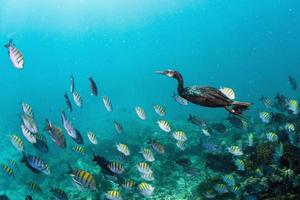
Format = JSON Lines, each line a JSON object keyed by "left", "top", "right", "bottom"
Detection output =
{"left": 4, "top": 38, "right": 24, "bottom": 69}
{"left": 67, "top": 165, "right": 97, "bottom": 191}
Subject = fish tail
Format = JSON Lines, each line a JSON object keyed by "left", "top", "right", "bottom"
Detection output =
{"left": 92, "top": 153, "right": 97, "bottom": 161}
{"left": 21, "top": 152, "right": 27, "bottom": 163}
{"left": 66, "top": 164, "right": 73, "bottom": 174}
{"left": 229, "top": 101, "right": 252, "bottom": 116}
{"left": 187, "top": 114, "right": 193, "bottom": 122}
{"left": 4, "top": 38, "right": 12, "bottom": 48}
{"left": 43, "top": 119, "right": 51, "bottom": 131}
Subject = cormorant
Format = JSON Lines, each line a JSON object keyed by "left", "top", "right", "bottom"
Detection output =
{"left": 156, "top": 69, "right": 251, "bottom": 115}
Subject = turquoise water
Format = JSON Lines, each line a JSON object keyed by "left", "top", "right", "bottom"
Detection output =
{"left": 0, "top": 1, "right": 300, "bottom": 199}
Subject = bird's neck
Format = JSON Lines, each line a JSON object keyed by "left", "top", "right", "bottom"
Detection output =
{"left": 175, "top": 73, "right": 184, "bottom": 95}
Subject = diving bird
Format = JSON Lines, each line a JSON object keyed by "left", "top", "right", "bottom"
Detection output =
{"left": 155, "top": 69, "right": 251, "bottom": 115}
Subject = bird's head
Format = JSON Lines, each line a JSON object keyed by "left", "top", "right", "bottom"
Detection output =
{"left": 155, "top": 69, "right": 180, "bottom": 78}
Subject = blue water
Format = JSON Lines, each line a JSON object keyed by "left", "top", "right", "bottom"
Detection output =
{"left": 0, "top": 1, "right": 300, "bottom": 199}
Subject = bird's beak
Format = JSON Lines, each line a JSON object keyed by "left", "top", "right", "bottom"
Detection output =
{"left": 155, "top": 70, "right": 166, "bottom": 75}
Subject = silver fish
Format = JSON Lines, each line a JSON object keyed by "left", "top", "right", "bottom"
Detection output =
{"left": 61, "top": 112, "right": 77, "bottom": 139}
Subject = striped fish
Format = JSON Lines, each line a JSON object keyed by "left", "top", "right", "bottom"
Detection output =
{"left": 219, "top": 87, "right": 235, "bottom": 100}
{"left": 285, "top": 123, "right": 295, "bottom": 132}
{"left": 116, "top": 143, "right": 130, "bottom": 156}
{"left": 153, "top": 105, "right": 166, "bottom": 116}
{"left": 137, "top": 162, "right": 152, "bottom": 174}
{"left": 0, "top": 163, "right": 14, "bottom": 178}
{"left": 266, "top": 132, "right": 278, "bottom": 142}
{"left": 233, "top": 158, "right": 245, "bottom": 171}
{"left": 135, "top": 106, "right": 146, "bottom": 120}
{"left": 10, "top": 134, "right": 24, "bottom": 152}
{"left": 113, "top": 121, "right": 123, "bottom": 134}
{"left": 22, "top": 114, "right": 38, "bottom": 133}
{"left": 223, "top": 174, "right": 235, "bottom": 186}
{"left": 213, "top": 184, "right": 228, "bottom": 194}
{"left": 122, "top": 179, "right": 136, "bottom": 190}
{"left": 140, "top": 148, "right": 155, "bottom": 162}
{"left": 4, "top": 39, "right": 24, "bottom": 69}
{"left": 227, "top": 146, "right": 243, "bottom": 156}
{"left": 149, "top": 139, "right": 165, "bottom": 154}
{"left": 72, "top": 91, "right": 82, "bottom": 107}
{"left": 172, "top": 131, "right": 187, "bottom": 142}
{"left": 21, "top": 124, "right": 36, "bottom": 144}
{"left": 102, "top": 96, "right": 112, "bottom": 112}
{"left": 87, "top": 131, "right": 98, "bottom": 144}
{"left": 105, "top": 190, "right": 122, "bottom": 200}
{"left": 21, "top": 153, "right": 50, "bottom": 175}
{"left": 138, "top": 182, "right": 154, "bottom": 196}
{"left": 67, "top": 166, "right": 97, "bottom": 191}
{"left": 288, "top": 99, "right": 299, "bottom": 114}
{"left": 50, "top": 187, "right": 68, "bottom": 200}
{"left": 176, "top": 141, "right": 185, "bottom": 151}
{"left": 26, "top": 181, "right": 42, "bottom": 193}
{"left": 72, "top": 145, "right": 85, "bottom": 154}
{"left": 108, "top": 162, "right": 125, "bottom": 174}
{"left": 259, "top": 112, "right": 271, "bottom": 123}
{"left": 141, "top": 172, "right": 154, "bottom": 182}
{"left": 157, "top": 120, "right": 171, "bottom": 132}
{"left": 22, "top": 102, "right": 34, "bottom": 118}
{"left": 7, "top": 159, "right": 18, "bottom": 170}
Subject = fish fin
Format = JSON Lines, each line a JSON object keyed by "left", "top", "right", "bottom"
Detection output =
{"left": 43, "top": 119, "right": 51, "bottom": 131}
{"left": 66, "top": 164, "right": 73, "bottom": 174}
{"left": 21, "top": 152, "right": 27, "bottom": 163}
{"left": 4, "top": 38, "right": 12, "bottom": 48}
